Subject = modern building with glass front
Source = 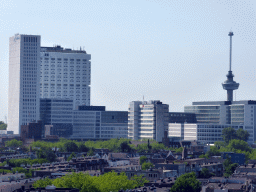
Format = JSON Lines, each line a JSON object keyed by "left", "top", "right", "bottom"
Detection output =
{"left": 169, "top": 100, "right": 256, "bottom": 144}
{"left": 40, "top": 99, "right": 128, "bottom": 139}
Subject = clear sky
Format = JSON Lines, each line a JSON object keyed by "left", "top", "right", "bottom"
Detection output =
{"left": 0, "top": 0, "right": 256, "bottom": 122}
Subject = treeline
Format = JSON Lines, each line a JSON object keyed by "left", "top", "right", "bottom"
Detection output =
{"left": 30, "top": 138, "right": 178, "bottom": 153}
{"left": 200, "top": 127, "right": 254, "bottom": 160}
{"left": 33, "top": 171, "right": 148, "bottom": 192}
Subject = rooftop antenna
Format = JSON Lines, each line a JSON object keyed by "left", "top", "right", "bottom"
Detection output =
{"left": 222, "top": 31, "right": 239, "bottom": 102}
{"left": 229, "top": 30, "right": 233, "bottom": 71}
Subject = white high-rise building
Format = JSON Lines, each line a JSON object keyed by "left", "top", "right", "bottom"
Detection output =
{"left": 128, "top": 100, "right": 169, "bottom": 142}
{"left": 8, "top": 34, "right": 41, "bottom": 134}
{"left": 40, "top": 46, "right": 91, "bottom": 108}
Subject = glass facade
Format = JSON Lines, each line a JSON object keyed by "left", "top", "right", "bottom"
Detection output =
{"left": 184, "top": 106, "right": 220, "bottom": 123}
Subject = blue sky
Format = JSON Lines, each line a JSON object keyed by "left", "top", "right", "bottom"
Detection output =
{"left": 0, "top": 0, "right": 256, "bottom": 122}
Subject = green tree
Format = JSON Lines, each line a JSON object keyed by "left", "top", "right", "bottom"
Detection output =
{"left": 223, "top": 155, "right": 239, "bottom": 177}
{"left": 33, "top": 171, "right": 148, "bottom": 192}
{"left": 206, "top": 146, "right": 221, "bottom": 157}
{"left": 222, "top": 127, "right": 237, "bottom": 143}
{"left": 175, "top": 147, "right": 184, "bottom": 153}
{"left": 226, "top": 139, "right": 252, "bottom": 153}
{"left": 120, "top": 141, "right": 132, "bottom": 153}
{"left": 36, "top": 147, "right": 56, "bottom": 162}
{"left": 199, "top": 168, "right": 214, "bottom": 178}
{"left": 236, "top": 128, "right": 250, "bottom": 142}
{"left": 64, "top": 141, "right": 78, "bottom": 152}
{"left": 139, "top": 156, "right": 147, "bottom": 165}
{"left": 87, "top": 148, "right": 94, "bottom": 156}
{"left": 67, "top": 152, "right": 76, "bottom": 161}
{"left": 77, "top": 143, "right": 89, "bottom": 152}
{"left": 33, "top": 177, "right": 53, "bottom": 188}
{"left": 131, "top": 174, "right": 149, "bottom": 188}
{"left": 141, "top": 162, "right": 153, "bottom": 170}
{"left": 5, "top": 139, "right": 23, "bottom": 148}
{"left": 214, "top": 141, "right": 227, "bottom": 149}
{"left": 170, "top": 172, "right": 201, "bottom": 192}
{"left": 0, "top": 121, "right": 7, "bottom": 130}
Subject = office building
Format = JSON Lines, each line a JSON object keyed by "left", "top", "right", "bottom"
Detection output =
{"left": 72, "top": 106, "right": 128, "bottom": 139}
{"left": 128, "top": 100, "right": 169, "bottom": 142}
{"left": 40, "top": 45, "right": 91, "bottom": 109}
{"left": 40, "top": 98, "right": 74, "bottom": 138}
{"left": 40, "top": 99, "right": 128, "bottom": 139}
{"left": 182, "top": 100, "right": 256, "bottom": 143}
{"left": 8, "top": 34, "right": 41, "bottom": 134}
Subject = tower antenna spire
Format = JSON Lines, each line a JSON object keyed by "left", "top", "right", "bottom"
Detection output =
{"left": 229, "top": 31, "right": 233, "bottom": 71}
{"left": 222, "top": 31, "right": 239, "bottom": 102}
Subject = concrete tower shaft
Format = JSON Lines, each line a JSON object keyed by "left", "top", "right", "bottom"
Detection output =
{"left": 222, "top": 31, "right": 239, "bottom": 101}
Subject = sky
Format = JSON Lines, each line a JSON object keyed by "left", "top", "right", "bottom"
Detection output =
{"left": 0, "top": 0, "right": 256, "bottom": 122}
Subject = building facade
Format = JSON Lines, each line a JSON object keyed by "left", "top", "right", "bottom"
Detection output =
{"left": 72, "top": 108, "right": 128, "bottom": 139}
{"left": 8, "top": 34, "right": 41, "bottom": 134}
{"left": 128, "top": 100, "right": 169, "bottom": 142}
{"left": 40, "top": 98, "right": 74, "bottom": 138}
{"left": 168, "top": 100, "right": 256, "bottom": 144}
{"left": 40, "top": 46, "right": 91, "bottom": 109}
{"left": 169, "top": 112, "right": 197, "bottom": 124}
{"left": 40, "top": 99, "right": 128, "bottom": 139}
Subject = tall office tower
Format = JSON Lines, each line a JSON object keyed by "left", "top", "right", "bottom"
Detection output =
{"left": 8, "top": 34, "right": 41, "bottom": 134}
{"left": 128, "top": 100, "right": 169, "bottom": 142}
{"left": 40, "top": 46, "right": 91, "bottom": 108}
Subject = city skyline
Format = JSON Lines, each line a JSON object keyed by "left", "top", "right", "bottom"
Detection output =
{"left": 1, "top": 0, "right": 256, "bottom": 122}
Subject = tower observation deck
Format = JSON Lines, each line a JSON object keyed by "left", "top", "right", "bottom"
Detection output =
{"left": 222, "top": 31, "right": 239, "bottom": 101}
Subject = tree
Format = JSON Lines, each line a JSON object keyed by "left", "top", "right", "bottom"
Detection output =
{"left": 226, "top": 139, "right": 252, "bottom": 153}
{"left": 199, "top": 168, "right": 215, "bottom": 178}
{"left": 87, "top": 148, "right": 94, "bottom": 156}
{"left": 33, "top": 171, "right": 148, "bottom": 192}
{"left": 214, "top": 141, "right": 227, "bottom": 149}
{"left": 206, "top": 146, "right": 221, "bottom": 157}
{"left": 67, "top": 152, "right": 76, "bottom": 161}
{"left": 120, "top": 141, "right": 132, "bottom": 153}
{"left": 5, "top": 139, "right": 23, "bottom": 148}
{"left": 222, "top": 127, "right": 237, "bottom": 143}
{"left": 141, "top": 162, "right": 153, "bottom": 170}
{"left": 77, "top": 143, "right": 89, "bottom": 152}
{"left": 170, "top": 172, "right": 201, "bottom": 192}
{"left": 64, "top": 141, "right": 78, "bottom": 152}
{"left": 139, "top": 156, "right": 147, "bottom": 165}
{"left": 223, "top": 155, "right": 239, "bottom": 177}
{"left": 36, "top": 147, "right": 56, "bottom": 162}
{"left": 0, "top": 121, "right": 7, "bottom": 130}
{"left": 33, "top": 177, "right": 53, "bottom": 188}
{"left": 222, "top": 127, "right": 250, "bottom": 143}
{"left": 236, "top": 128, "right": 250, "bottom": 142}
